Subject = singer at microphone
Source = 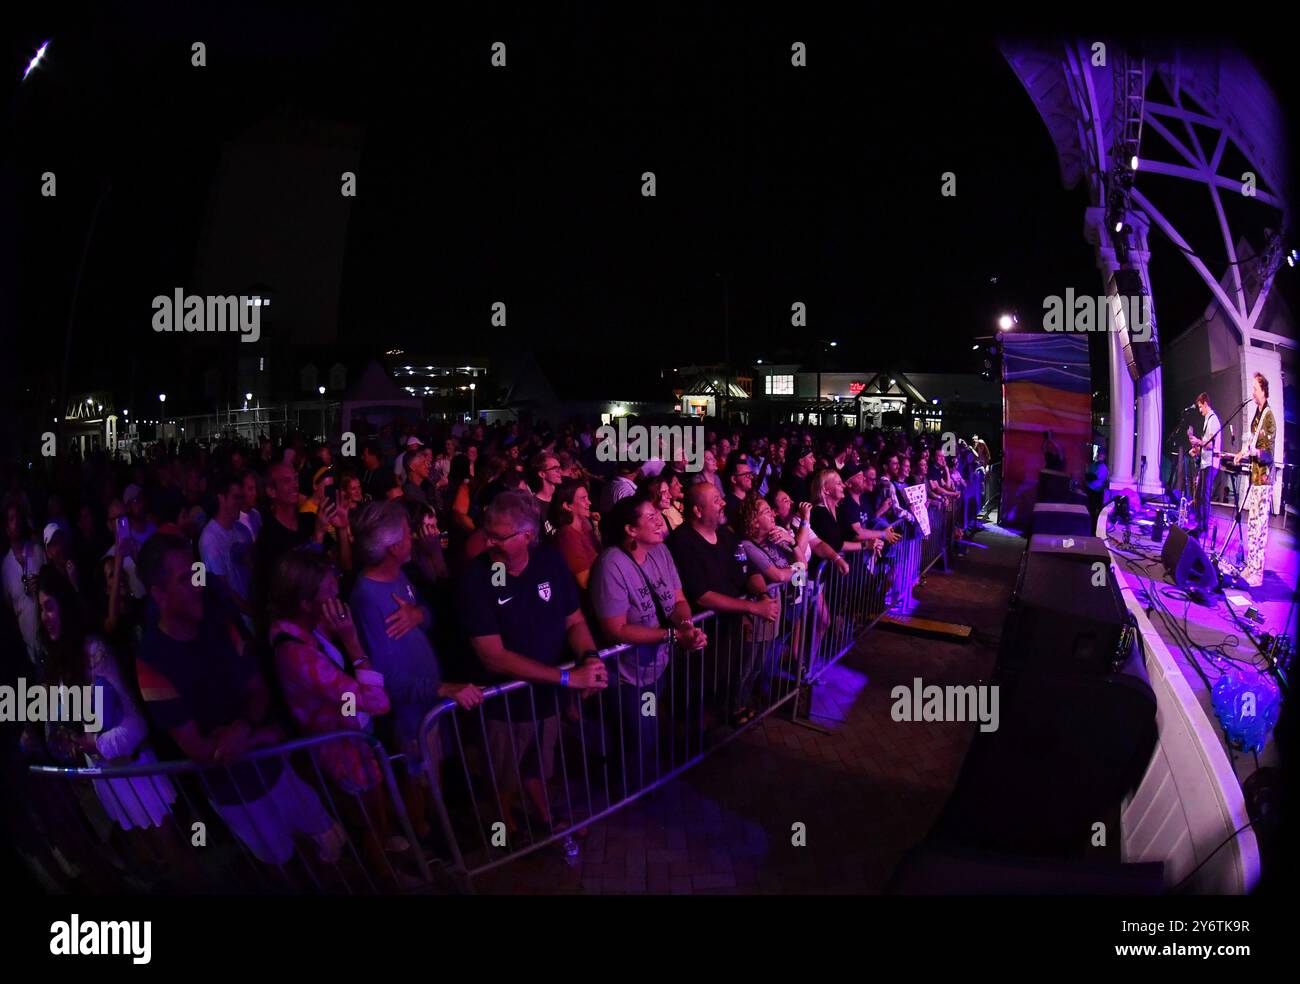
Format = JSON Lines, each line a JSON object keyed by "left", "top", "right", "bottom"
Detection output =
{"left": 1187, "top": 393, "right": 1220, "bottom": 536}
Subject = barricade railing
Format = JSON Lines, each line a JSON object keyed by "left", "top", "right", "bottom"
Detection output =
{"left": 25, "top": 731, "right": 435, "bottom": 894}
{"left": 797, "top": 546, "right": 894, "bottom": 685}
{"left": 921, "top": 498, "right": 959, "bottom": 575}
{"left": 25, "top": 504, "right": 969, "bottom": 894}
{"left": 417, "top": 523, "right": 956, "bottom": 887}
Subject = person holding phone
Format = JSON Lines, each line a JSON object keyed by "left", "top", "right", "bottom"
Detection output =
{"left": 104, "top": 500, "right": 148, "bottom": 600}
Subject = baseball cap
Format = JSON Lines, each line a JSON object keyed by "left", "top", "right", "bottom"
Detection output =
{"left": 405, "top": 436, "right": 423, "bottom": 448}
{"left": 123, "top": 484, "right": 143, "bottom": 506}
{"left": 42, "top": 523, "right": 63, "bottom": 548}
{"left": 797, "top": 445, "right": 815, "bottom": 461}
{"left": 840, "top": 463, "right": 863, "bottom": 483}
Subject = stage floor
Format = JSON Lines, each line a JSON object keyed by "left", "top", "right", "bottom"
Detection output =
{"left": 1104, "top": 513, "right": 1293, "bottom": 786}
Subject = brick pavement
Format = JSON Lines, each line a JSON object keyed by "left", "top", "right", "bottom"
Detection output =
{"left": 474, "top": 528, "right": 1025, "bottom": 894}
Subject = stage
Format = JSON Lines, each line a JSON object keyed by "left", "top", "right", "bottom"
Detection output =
{"left": 1098, "top": 502, "right": 1294, "bottom": 893}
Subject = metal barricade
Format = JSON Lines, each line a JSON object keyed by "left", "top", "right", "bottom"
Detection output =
{"left": 414, "top": 518, "right": 971, "bottom": 888}
{"left": 418, "top": 577, "right": 824, "bottom": 883}
{"left": 25, "top": 732, "right": 433, "bottom": 894}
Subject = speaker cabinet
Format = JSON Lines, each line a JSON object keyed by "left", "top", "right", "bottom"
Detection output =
{"left": 1031, "top": 502, "right": 1092, "bottom": 537}
{"left": 1160, "top": 525, "right": 1217, "bottom": 592}
{"left": 1112, "top": 267, "right": 1161, "bottom": 381}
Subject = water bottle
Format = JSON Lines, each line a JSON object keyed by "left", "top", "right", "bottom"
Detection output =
{"left": 562, "top": 834, "right": 580, "bottom": 867}
{"left": 1177, "top": 496, "right": 1188, "bottom": 527}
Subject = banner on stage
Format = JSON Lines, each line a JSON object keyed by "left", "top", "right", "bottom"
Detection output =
{"left": 904, "top": 485, "right": 930, "bottom": 537}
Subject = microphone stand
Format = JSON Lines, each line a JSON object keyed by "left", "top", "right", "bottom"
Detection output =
{"left": 1205, "top": 399, "right": 1257, "bottom": 584}
{"left": 1165, "top": 405, "right": 1194, "bottom": 504}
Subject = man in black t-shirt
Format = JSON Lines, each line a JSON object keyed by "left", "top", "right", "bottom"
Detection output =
{"left": 457, "top": 491, "right": 606, "bottom": 830}
{"left": 668, "top": 483, "right": 778, "bottom": 724}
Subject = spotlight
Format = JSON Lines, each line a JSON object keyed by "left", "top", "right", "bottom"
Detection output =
{"left": 1130, "top": 155, "right": 1139, "bottom": 170}
{"left": 998, "top": 314, "right": 1014, "bottom": 331}
{"left": 1114, "top": 220, "right": 1124, "bottom": 233}
{"left": 23, "top": 40, "right": 50, "bottom": 82}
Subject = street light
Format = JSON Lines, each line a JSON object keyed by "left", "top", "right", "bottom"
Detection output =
{"left": 470, "top": 382, "right": 477, "bottom": 418}
{"left": 997, "top": 314, "right": 1015, "bottom": 331}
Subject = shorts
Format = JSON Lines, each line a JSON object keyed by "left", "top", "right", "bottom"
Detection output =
{"left": 212, "top": 765, "right": 339, "bottom": 865}
{"left": 485, "top": 715, "right": 560, "bottom": 795}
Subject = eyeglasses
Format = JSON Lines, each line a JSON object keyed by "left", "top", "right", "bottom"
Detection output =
{"left": 484, "top": 529, "right": 528, "bottom": 547}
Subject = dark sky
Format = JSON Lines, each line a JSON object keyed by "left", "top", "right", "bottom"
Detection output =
{"left": 9, "top": 5, "right": 1295, "bottom": 407}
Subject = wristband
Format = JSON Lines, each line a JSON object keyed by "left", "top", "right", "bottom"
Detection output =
{"left": 560, "top": 668, "right": 570, "bottom": 688}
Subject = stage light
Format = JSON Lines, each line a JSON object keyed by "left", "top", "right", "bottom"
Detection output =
{"left": 998, "top": 314, "right": 1014, "bottom": 331}
{"left": 1114, "top": 220, "right": 1124, "bottom": 233}
{"left": 1130, "top": 155, "right": 1139, "bottom": 170}
{"left": 23, "top": 40, "right": 49, "bottom": 81}
{"left": 159, "top": 393, "right": 166, "bottom": 403}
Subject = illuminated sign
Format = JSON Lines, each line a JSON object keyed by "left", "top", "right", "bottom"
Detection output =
{"left": 848, "top": 382, "right": 866, "bottom": 395}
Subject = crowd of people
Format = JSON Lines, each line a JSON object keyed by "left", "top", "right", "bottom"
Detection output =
{"left": 1, "top": 415, "right": 987, "bottom": 885}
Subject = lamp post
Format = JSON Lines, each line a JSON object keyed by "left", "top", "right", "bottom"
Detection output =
{"left": 318, "top": 385, "right": 327, "bottom": 440}
{"left": 470, "top": 382, "right": 476, "bottom": 420}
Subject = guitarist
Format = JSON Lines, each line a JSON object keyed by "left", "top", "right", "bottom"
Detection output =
{"left": 1187, "top": 392, "right": 1220, "bottom": 536}
{"left": 1233, "top": 373, "right": 1277, "bottom": 588}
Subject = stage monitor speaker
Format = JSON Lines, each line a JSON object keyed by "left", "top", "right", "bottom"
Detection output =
{"left": 1160, "top": 525, "right": 1217, "bottom": 593}
{"left": 1037, "top": 469, "right": 1071, "bottom": 503}
{"left": 1028, "top": 533, "right": 1110, "bottom": 563}
{"left": 1031, "top": 501, "right": 1092, "bottom": 537}
{"left": 1111, "top": 268, "right": 1161, "bottom": 381}
{"left": 1002, "top": 550, "right": 1133, "bottom": 680}
{"left": 929, "top": 670, "right": 1158, "bottom": 859}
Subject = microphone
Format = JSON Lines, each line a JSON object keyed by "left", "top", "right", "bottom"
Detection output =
{"left": 1182, "top": 403, "right": 1198, "bottom": 413}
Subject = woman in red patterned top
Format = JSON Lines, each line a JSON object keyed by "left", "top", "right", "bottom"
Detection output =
{"left": 269, "top": 550, "right": 406, "bottom": 863}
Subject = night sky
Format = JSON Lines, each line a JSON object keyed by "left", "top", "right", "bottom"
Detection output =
{"left": 9, "top": 6, "right": 1295, "bottom": 408}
